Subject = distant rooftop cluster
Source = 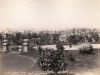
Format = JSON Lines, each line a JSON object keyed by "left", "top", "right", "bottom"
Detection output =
{"left": 0, "top": 28, "right": 100, "bottom": 35}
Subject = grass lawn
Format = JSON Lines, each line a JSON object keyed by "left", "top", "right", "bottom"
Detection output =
{"left": 2, "top": 45, "right": 100, "bottom": 75}
{"left": 19, "top": 47, "right": 100, "bottom": 74}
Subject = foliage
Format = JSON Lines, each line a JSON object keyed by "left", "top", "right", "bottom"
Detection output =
{"left": 0, "top": 33, "right": 2, "bottom": 42}
{"left": 38, "top": 43, "right": 66, "bottom": 73}
{"left": 79, "top": 43, "right": 93, "bottom": 54}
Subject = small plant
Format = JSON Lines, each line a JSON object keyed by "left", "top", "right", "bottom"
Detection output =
{"left": 79, "top": 43, "right": 93, "bottom": 54}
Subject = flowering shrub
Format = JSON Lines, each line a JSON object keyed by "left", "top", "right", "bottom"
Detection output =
{"left": 79, "top": 43, "right": 93, "bottom": 54}
{"left": 38, "top": 43, "right": 66, "bottom": 74}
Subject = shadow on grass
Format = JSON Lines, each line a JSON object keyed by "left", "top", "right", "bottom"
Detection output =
{"left": 4, "top": 50, "right": 11, "bottom": 53}
{"left": 11, "top": 47, "right": 19, "bottom": 52}
{"left": 19, "top": 48, "right": 39, "bottom": 59}
{"left": 47, "top": 72, "right": 75, "bottom": 75}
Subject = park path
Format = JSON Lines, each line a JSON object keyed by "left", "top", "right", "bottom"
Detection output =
{"left": 33, "top": 44, "right": 100, "bottom": 50}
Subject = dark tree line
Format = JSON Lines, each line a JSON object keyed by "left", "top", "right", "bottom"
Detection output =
{"left": 0, "top": 28, "right": 100, "bottom": 45}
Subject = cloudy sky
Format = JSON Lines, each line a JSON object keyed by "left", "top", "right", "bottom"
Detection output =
{"left": 0, "top": 0, "right": 100, "bottom": 32}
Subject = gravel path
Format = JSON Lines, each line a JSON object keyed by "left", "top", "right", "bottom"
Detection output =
{"left": 33, "top": 44, "right": 100, "bottom": 50}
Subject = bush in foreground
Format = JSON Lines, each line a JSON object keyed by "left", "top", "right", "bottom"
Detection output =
{"left": 38, "top": 43, "right": 67, "bottom": 74}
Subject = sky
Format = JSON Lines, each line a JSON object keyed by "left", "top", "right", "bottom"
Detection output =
{"left": 0, "top": 0, "right": 100, "bottom": 32}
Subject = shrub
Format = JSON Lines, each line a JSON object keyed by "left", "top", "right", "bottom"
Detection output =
{"left": 38, "top": 43, "right": 66, "bottom": 74}
{"left": 79, "top": 43, "right": 93, "bottom": 54}
{"left": 38, "top": 48, "right": 53, "bottom": 71}
{"left": 50, "top": 51, "right": 66, "bottom": 73}
{"left": 68, "top": 53, "right": 75, "bottom": 61}
{"left": 56, "top": 42, "right": 64, "bottom": 53}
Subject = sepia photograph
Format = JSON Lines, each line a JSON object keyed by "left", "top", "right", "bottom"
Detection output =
{"left": 0, "top": 0, "right": 100, "bottom": 75}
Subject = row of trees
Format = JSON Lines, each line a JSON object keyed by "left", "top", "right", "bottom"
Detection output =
{"left": 67, "top": 32, "right": 99, "bottom": 45}
{"left": 0, "top": 32, "right": 60, "bottom": 45}
{"left": 0, "top": 28, "right": 100, "bottom": 45}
